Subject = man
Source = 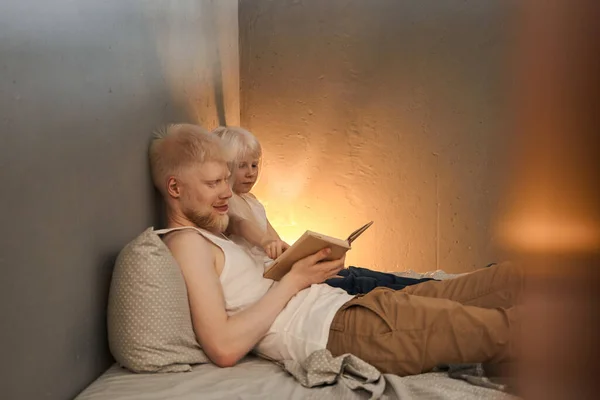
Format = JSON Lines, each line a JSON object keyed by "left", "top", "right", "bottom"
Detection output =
{"left": 149, "top": 123, "right": 522, "bottom": 376}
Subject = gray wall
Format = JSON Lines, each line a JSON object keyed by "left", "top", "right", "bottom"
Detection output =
{"left": 240, "top": 0, "right": 515, "bottom": 273}
{"left": 0, "top": 1, "right": 239, "bottom": 399}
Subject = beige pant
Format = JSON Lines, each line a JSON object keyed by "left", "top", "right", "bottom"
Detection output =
{"left": 326, "top": 262, "right": 523, "bottom": 376}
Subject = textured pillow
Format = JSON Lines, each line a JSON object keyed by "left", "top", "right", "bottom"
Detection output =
{"left": 107, "top": 227, "right": 210, "bottom": 373}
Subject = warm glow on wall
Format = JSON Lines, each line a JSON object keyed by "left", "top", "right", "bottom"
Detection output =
{"left": 252, "top": 148, "right": 377, "bottom": 269}
{"left": 259, "top": 200, "right": 376, "bottom": 268}
{"left": 260, "top": 207, "right": 301, "bottom": 245}
{"left": 239, "top": 0, "right": 512, "bottom": 273}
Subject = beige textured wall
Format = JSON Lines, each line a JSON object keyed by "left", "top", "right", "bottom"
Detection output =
{"left": 239, "top": 0, "right": 515, "bottom": 273}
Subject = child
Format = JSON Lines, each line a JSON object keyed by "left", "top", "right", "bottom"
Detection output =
{"left": 212, "top": 126, "right": 435, "bottom": 295}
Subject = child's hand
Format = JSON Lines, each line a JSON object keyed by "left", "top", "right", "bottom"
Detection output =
{"left": 262, "top": 239, "right": 290, "bottom": 259}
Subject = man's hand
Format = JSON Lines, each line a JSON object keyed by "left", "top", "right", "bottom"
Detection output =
{"left": 262, "top": 239, "right": 290, "bottom": 259}
{"left": 282, "top": 248, "right": 345, "bottom": 291}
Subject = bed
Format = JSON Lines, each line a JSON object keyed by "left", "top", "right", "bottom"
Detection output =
{"left": 76, "top": 355, "right": 515, "bottom": 400}
{"left": 76, "top": 268, "right": 516, "bottom": 400}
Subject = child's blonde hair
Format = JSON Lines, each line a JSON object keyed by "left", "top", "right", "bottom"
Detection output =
{"left": 212, "top": 126, "right": 263, "bottom": 185}
{"left": 149, "top": 123, "right": 229, "bottom": 197}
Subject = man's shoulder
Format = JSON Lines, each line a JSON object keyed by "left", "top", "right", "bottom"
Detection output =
{"left": 162, "top": 228, "right": 219, "bottom": 274}
{"left": 163, "top": 228, "right": 212, "bottom": 254}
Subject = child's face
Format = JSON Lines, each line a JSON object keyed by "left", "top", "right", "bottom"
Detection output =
{"left": 232, "top": 157, "right": 260, "bottom": 194}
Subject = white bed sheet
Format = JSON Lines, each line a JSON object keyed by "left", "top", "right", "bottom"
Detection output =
{"left": 76, "top": 355, "right": 516, "bottom": 400}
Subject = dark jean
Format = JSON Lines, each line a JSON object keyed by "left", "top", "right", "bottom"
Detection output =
{"left": 325, "top": 266, "right": 436, "bottom": 295}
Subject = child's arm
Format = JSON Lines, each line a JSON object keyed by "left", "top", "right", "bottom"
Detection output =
{"left": 228, "top": 216, "right": 289, "bottom": 259}
{"left": 264, "top": 219, "right": 290, "bottom": 259}
{"left": 266, "top": 220, "right": 282, "bottom": 241}
{"left": 225, "top": 194, "right": 270, "bottom": 248}
{"left": 242, "top": 193, "right": 283, "bottom": 243}
{"left": 228, "top": 215, "right": 269, "bottom": 248}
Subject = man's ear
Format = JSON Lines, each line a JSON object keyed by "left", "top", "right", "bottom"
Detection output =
{"left": 166, "top": 176, "right": 181, "bottom": 198}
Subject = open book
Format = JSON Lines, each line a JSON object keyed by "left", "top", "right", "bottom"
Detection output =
{"left": 263, "top": 221, "right": 373, "bottom": 281}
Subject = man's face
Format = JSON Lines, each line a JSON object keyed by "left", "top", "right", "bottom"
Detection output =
{"left": 179, "top": 161, "right": 232, "bottom": 232}
{"left": 232, "top": 156, "right": 260, "bottom": 194}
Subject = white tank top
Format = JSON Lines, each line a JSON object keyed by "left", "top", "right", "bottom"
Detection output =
{"left": 229, "top": 193, "right": 273, "bottom": 268}
{"left": 159, "top": 226, "right": 354, "bottom": 362}
{"left": 159, "top": 226, "right": 273, "bottom": 316}
{"left": 241, "top": 193, "right": 268, "bottom": 232}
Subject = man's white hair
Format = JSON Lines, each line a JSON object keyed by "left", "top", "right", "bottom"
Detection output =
{"left": 149, "top": 123, "right": 230, "bottom": 196}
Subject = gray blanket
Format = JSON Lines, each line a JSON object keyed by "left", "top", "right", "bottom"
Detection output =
{"left": 282, "top": 349, "right": 519, "bottom": 399}
{"left": 283, "top": 350, "right": 385, "bottom": 399}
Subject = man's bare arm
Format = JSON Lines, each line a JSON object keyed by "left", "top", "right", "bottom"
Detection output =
{"left": 165, "top": 230, "right": 342, "bottom": 368}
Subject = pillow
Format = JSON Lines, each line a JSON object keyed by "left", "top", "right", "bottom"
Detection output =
{"left": 107, "top": 227, "right": 210, "bottom": 373}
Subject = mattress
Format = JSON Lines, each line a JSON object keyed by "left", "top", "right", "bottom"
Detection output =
{"left": 76, "top": 355, "right": 516, "bottom": 400}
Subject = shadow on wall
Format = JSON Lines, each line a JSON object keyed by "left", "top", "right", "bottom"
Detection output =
{"left": 145, "top": 0, "right": 240, "bottom": 127}
{"left": 143, "top": 0, "right": 241, "bottom": 227}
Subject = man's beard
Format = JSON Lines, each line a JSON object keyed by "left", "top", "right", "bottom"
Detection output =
{"left": 184, "top": 207, "right": 229, "bottom": 233}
